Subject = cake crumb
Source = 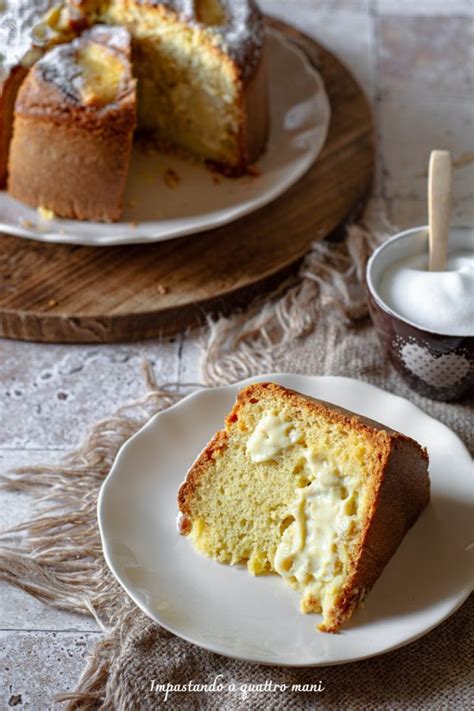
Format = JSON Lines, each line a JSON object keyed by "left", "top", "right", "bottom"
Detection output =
{"left": 163, "top": 168, "right": 180, "bottom": 188}
{"left": 19, "top": 218, "right": 34, "bottom": 229}
{"left": 47, "top": 298, "right": 57, "bottom": 308}
{"left": 247, "top": 165, "right": 261, "bottom": 177}
{"left": 38, "top": 205, "right": 56, "bottom": 220}
{"left": 129, "top": 221, "right": 138, "bottom": 228}
{"left": 157, "top": 284, "right": 168, "bottom": 295}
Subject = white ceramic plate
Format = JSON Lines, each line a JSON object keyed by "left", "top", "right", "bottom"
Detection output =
{"left": 0, "top": 28, "right": 330, "bottom": 246}
{"left": 98, "top": 374, "right": 473, "bottom": 666}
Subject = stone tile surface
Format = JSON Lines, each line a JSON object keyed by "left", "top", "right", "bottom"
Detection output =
{"left": 376, "top": 0, "right": 474, "bottom": 16}
{"left": 389, "top": 197, "right": 474, "bottom": 231}
{"left": 261, "top": 0, "right": 374, "bottom": 95}
{"left": 264, "top": 0, "right": 370, "bottom": 12}
{"left": 379, "top": 99, "right": 474, "bottom": 206}
{"left": 0, "top": 339, "right": 180, "bottom": 449}
{"left": 0, "top": 584, "right": 99, "bottom": 634}
{"left": 376, "top": 16, "right": 474, "bottom": 100}
{"left": 0, "top": 631, "right": 99, "bottom": 710}
{"left": 179, "top": 334, "right": 204, "bottom": 388}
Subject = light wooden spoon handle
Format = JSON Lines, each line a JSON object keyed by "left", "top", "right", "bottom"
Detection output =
{"left": 428, "top": 150, "right": 451, "bottom": 271}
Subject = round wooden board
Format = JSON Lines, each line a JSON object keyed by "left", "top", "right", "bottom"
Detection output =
{"left": 0, "top": 18, "right": 374, "bottom": 344}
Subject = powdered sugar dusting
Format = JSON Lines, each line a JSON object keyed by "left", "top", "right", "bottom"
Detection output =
{"left": 86, "top": 23, "right": 131, "bottom": 55}
{"left": 134, "top": 0, "right": 264, "bottom": 80}
{"left": 1, "top": 0, "right": 264, "bottom": 86}
{"left": 36, "top": 25, "right": 130, "bottom": 105}
{"left": 0, "top": 0, "right": 56, "bottom": 80}
{"left": 213, "top": 0, "right": 263, "bottom": 79}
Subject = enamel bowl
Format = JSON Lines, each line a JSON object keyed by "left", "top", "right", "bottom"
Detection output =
{"left": 366, "top": 227, "right": 473, "bottom": 401}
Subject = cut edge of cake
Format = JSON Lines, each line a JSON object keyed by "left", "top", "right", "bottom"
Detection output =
{"left": 96, "top": 0, "right": 269, "bottom": 175}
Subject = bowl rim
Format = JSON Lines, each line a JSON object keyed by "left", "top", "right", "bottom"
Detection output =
{"left": 366, "top": 225, "right": 472, "bottom": 339}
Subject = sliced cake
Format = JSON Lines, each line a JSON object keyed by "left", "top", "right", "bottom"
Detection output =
{"left": 0, "top": 0, "right": 87, "bottom": 186}
{"left": 7, "top": 25, "right": 136, "bottom": 221}
{"left": 65, "top": 0, "right": 269, "bottom": 173}
{"left": 178, "top": 382, "right": 430, "bottom": 633}
{"left": 2, "top": 0, "right": 268, "bottom": 219}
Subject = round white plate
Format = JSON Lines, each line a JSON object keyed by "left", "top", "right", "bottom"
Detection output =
{"left": 0, "top": 28, "right": 330, "bottom": 246}
{"left": 98, "top": 374, "right": 473, "bottom": 666}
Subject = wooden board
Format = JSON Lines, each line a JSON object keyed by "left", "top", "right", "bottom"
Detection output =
{"left": 0, "top": 18, "right": 374, "bottom": 344}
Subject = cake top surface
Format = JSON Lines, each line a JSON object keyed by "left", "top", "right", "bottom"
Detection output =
{"left": 148, "top": 0, "right": 265, "bottom": 78}
{"left": 1, "top": 0, "right": 264, "bottom": 84}
{"left": 33, "top": 25, "right": 132, "bottom": 108}
{"left": 71, "top": 0, "right": 265, "bottom": 79}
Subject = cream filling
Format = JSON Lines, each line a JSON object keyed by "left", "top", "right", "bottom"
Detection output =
{"left": 274, "top": 466, "right": 356, "bottom": 610}
{"left": 246, "top": 411, "right": 302, "bottom": 463}
{"left": 247, "top": 410, "right": 357, "bottom": 614}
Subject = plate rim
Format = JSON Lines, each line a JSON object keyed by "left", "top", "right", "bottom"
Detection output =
{"left": 0, "top": 26, "right": 331, "bottom": 247}
{"left": 97, "top": 373, "right": 473, "bottom": 667}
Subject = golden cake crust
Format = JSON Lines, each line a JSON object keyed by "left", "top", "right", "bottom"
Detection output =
{"left": 178, "top": 382, "right": 429, "bottom": 513}
{"left": 0, "top": 66, "right": 28, "bottom": 186}
{"left": 0, "top": 0, "right": 88, "bottom": 186}
{"left": 7, "top": 26, "right": 137, "bottom": 221}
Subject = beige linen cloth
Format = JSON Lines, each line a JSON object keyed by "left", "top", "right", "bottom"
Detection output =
{"left": 1, "top": 207, "right": 472, "bottom": 709}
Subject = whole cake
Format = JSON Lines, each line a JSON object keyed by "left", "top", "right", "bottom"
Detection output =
{"left": 8, "top": 25, "right": 137, "bottom": 221}
{"left": 177, "top": 382, "right": 430, "bottom": 633}
{"left": 1, "top": 0, "right": 269, "bottom": 219}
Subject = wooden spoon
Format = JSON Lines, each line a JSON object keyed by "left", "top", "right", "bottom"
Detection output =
{"left": 428, "top": 149, "right": 451, "bottom": 271}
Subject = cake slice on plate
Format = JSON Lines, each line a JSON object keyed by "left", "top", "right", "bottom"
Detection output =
{"left": 178, "top": 382, "right": 430, "bottom": 633}
{"left": 7, "top": 25, "right": 136, "bottom": 221}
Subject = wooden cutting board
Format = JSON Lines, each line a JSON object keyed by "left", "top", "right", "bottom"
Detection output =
{"left": 0, "top": 18, "right": 374, "bottom": 343}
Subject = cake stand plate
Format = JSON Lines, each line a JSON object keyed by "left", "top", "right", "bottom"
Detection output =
{"left": 0, "top": 18, "right": 374, "bottom": 343}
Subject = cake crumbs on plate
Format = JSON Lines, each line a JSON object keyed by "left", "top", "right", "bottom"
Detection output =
{"left": 156, "top": 284, "right": 169, "bottom": 295}
{"left": 19, "top": 218, "right": 34, "bottom": 229}
{"left": 47, "top": 298, "right": 57, "bottom": 308}
{"left": 38, "top": 205, "right": 56, "bottom": 220}
{"left": 247, "top": 164, "right": 261, "bottom": 177}
{"left": 163, "top": 168, "right": 180, "bottom": 188}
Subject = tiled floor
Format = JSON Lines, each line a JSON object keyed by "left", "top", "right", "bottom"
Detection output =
{"left": 1, "top": 1, "right": 473, "bottom": 707}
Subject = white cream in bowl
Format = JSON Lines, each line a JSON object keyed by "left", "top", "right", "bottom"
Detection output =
{"left": 368, "top": 227, "right": 474, "bottom": 336}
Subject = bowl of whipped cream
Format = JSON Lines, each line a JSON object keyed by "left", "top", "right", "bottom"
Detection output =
{"left": 366, "top": 226, "right": 474, "bottom": 401}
